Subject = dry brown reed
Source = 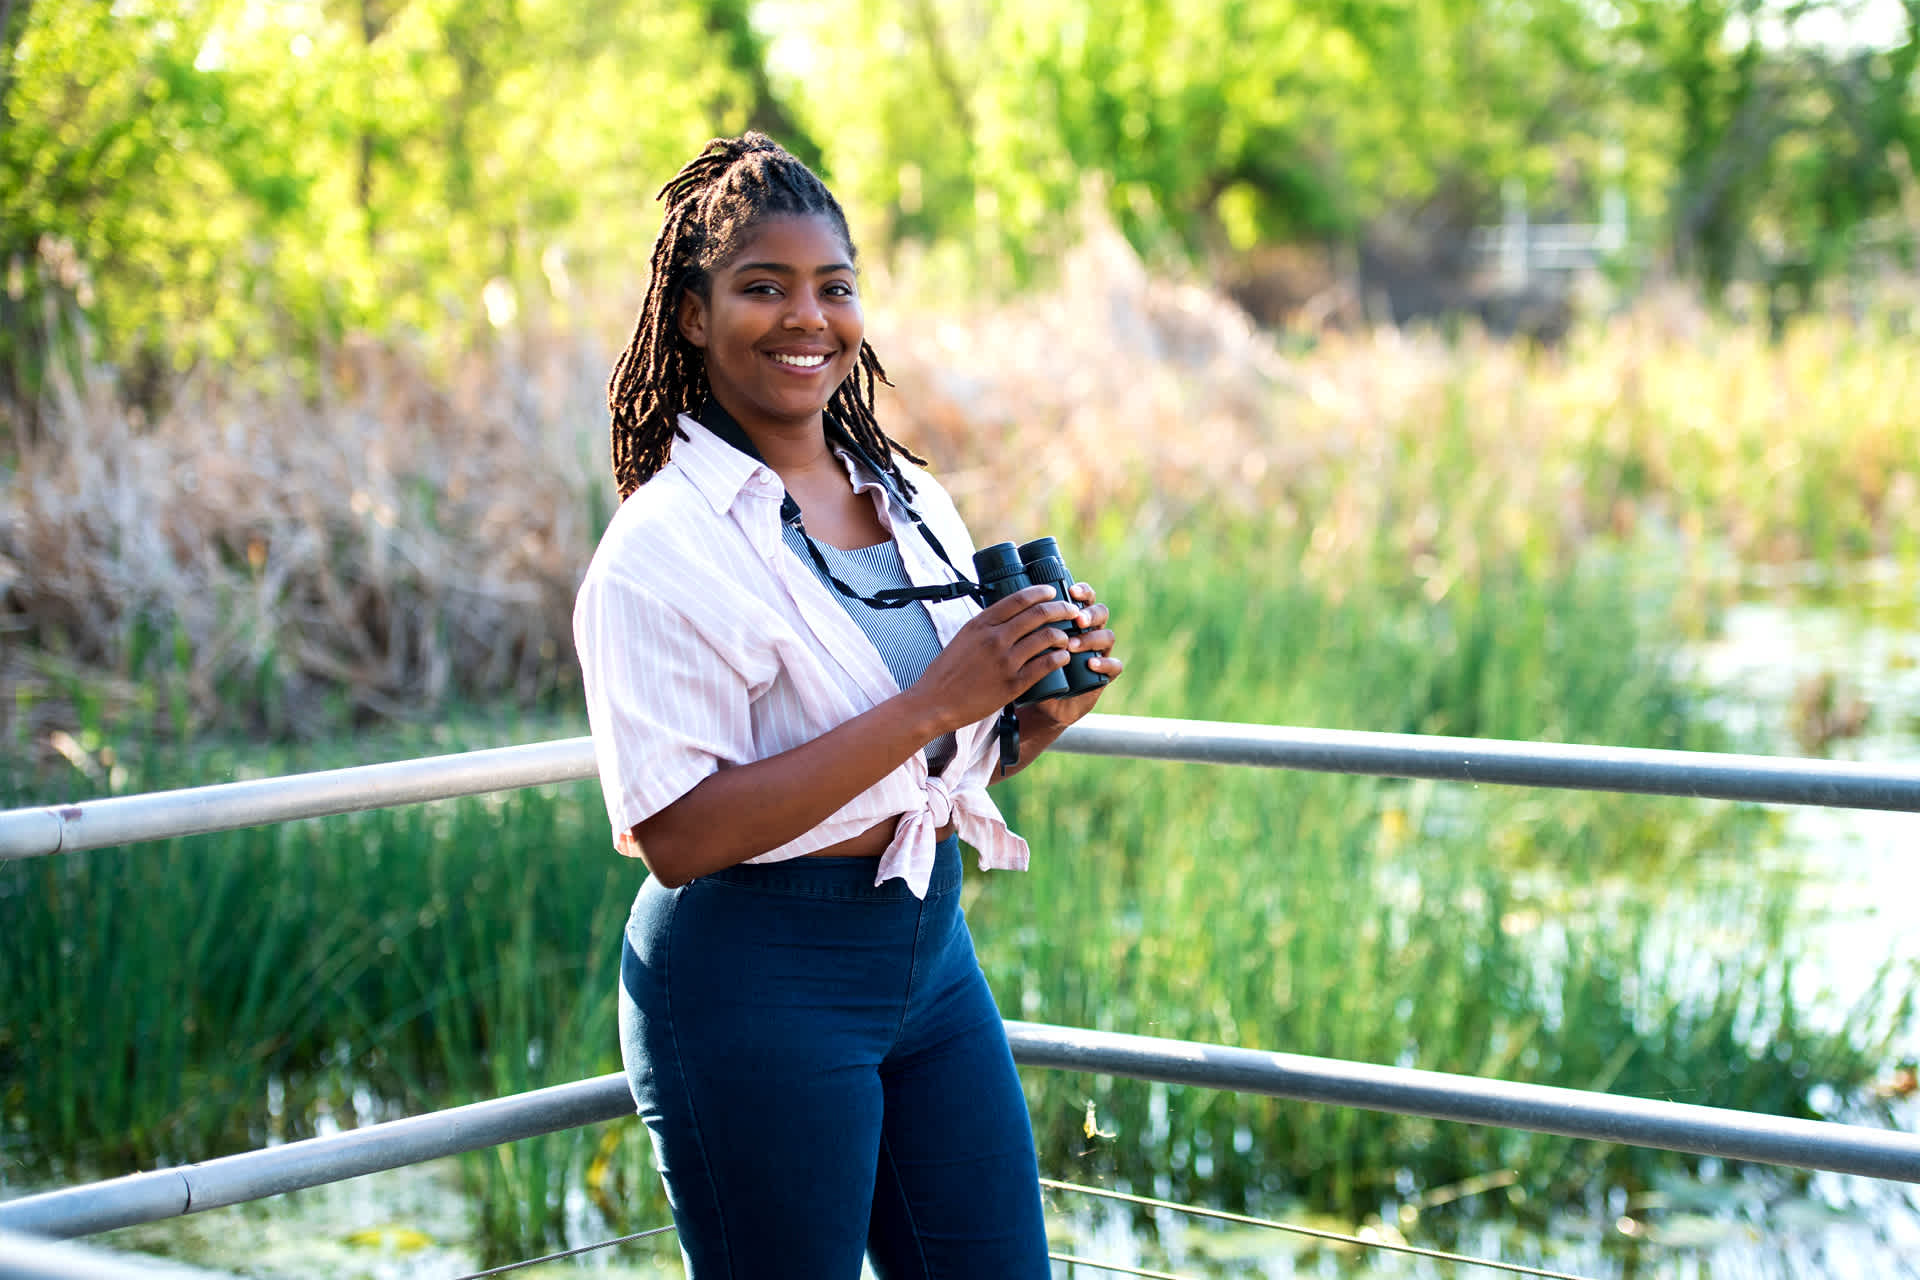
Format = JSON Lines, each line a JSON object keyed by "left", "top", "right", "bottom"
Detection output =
{"left": 6, "top": 225, "right": 1918, "bottom": 758}
{"left": 3, "top": 316, "right": 612, "bottom": 754}
{"left": 867, "top": 218, "right": 1315, "bottom": 537}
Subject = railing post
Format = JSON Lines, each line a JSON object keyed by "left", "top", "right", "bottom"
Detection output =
{"left": 1500, "top": 177, "right": 1530, "bottom": 288}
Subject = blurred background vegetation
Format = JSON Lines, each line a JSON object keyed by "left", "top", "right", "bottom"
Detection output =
{"left": 5, "top": 0, "right": 1920, "bottom": 426}
{"left": 5, "top": 0, "right": 1920, "bottom": 748}
{"left": 5, "top": 4, "right": 1920, "bottom": 1276}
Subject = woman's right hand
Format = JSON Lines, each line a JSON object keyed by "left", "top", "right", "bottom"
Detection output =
{"left": 907, "top": 584, "right": 1079, "bottom": 736}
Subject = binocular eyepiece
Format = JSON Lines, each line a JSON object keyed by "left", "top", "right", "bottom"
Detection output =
{"left": 972, "top": 537, "right": 1110, "bottom": 705}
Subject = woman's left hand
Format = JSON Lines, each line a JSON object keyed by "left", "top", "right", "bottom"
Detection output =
{"left": 1026, "top": 582, "right": 1122, "bottom": 730}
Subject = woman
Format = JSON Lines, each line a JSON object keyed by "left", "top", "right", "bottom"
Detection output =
{"left": 573, "top": 132, "right": 1122, "bottom": 1279}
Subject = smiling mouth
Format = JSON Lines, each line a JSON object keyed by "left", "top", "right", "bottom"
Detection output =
{"left": 769, "top": 352, "right": 831, "bottom": 369}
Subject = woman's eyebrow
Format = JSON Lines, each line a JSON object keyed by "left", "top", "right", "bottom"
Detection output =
{"left": 733, "top": 260, "right": 855, "bottom": 276}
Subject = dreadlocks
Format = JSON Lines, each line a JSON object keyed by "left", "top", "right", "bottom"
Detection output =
{"left": 607, "top": 132, "right": 923, "bottom": 502}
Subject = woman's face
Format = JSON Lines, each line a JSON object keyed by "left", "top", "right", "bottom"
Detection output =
{"left": 677, "top": 214, "right": 863, "bottom": 438}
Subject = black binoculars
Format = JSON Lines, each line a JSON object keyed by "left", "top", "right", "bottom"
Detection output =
{"left": 971, "top": 537, "right": 1110, "bottom": 705}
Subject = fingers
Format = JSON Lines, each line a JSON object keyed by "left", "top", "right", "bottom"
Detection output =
{"left": 977, "top": 584, "right": 1079, "bottom": 636}
{"left": 975, "top": 587, "right": 1067, "bottom": 629}
{"left": 1008, "top": 617, "right": 1074, "bottom": 670}
{"left": 982, "top": 583, "right": 1103, "bottom": 630}
{"left": 949, "top": 578, "right": 1118, "bottom": 713}
{"left": 1054, "top": 584, "right": 1116, "bottom": 667}
{"left": 1009, "top": 600, "right": 1079, "bottom": 638}
{"left": 1014, "top": 645, "right": 1074, "bottom": 687}
{"left": 1063, "top": 586, "right": 1120, "bottom": 680}
{"left": 1064, "top": 631, "right": 1122, "bottom": 678}
{"left": 1067, "top": 583, "right": 1104, "bottom": 628}
{"left": 1071, "top": 602, "right": 1110, "bottom": 633}
{"left": 1067, "top": 626, "right": 1115, "bottom": 654}
{"left": 950, "top": 584, "right": 1073, "bottom": 678}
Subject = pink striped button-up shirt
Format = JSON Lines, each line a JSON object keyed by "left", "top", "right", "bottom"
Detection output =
{"left": 572, "top": 412, "right": 1030, "bottom": 898}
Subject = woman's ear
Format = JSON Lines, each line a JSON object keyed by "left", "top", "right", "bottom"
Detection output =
{"left": 677, "top": 290, "right": 709, "bottom": 349}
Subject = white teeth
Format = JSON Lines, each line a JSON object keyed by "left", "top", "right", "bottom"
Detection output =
{"left": 771, "top": 353, "right": 827, "bottom": 368}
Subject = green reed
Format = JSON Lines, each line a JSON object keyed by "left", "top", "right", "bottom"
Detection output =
{"left": 0, "top": 722, "right": 663, "bottom": 1262}
{"left": 975, "top": 529, "right": 1908, "bottom": 1233}
{"left": 1, "top": 527, "right": 1907, "bottom": 1265}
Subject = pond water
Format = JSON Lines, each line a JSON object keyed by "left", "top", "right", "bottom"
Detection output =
{"left": 1684, "top": 598, "right": 1920, "bottom": 1008}
{"left": 39, "top": 596, "right": 1920, "bottom": 1280}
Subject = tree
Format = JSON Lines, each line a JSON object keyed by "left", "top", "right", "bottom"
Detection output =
{"left": 0, "top": 0, "right": 802, "bottom": 432}
{"left": 0, "top": 0, "right": 303, "bottom": 428}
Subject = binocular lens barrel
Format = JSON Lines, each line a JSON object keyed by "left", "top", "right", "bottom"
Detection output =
{"left": 1017, "top": 537, "right": 1108, "bottom": 698}
{"left": 972, "top": 541, "right": 1028, "bottom": 586}
{"left": 971, "top": 541, "right": 1073, "bottom": 704}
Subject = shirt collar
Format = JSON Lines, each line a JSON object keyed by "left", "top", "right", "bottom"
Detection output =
{"left": 669, "top": 411, "right": 771, "bottom": 519}
{"left": 670, "top": 405, "right": 900, "bottom": 524}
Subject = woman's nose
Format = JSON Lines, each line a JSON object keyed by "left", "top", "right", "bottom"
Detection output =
{"left": 783, "top": 292, "right": 826, "bottom": 330}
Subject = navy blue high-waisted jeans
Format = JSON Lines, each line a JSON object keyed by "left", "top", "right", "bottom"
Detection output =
{"left": 618, "top": 835, "right": 1051, "bottom": 1279}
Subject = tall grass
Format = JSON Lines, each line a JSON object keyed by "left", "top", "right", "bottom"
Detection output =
{"left": 5, "top": 227, "right": 1920, "bottom": 760}
{"left": 0, "top": 721, "right": 663, "bottom": 1263}
{"left": 4, "top": 526, "right": 1909, "bottom": 1266}
{"left": 980, "top": 529, "right": 1910, "bottom": 1230}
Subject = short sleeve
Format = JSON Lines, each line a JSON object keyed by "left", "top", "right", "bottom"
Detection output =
{"left": 573, "top": 565, "right": 752, "bottom": 842}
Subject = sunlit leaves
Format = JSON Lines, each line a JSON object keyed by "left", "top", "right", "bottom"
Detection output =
{"left": 0, "top": 0, "right": 756, "bottom": 400}
{"left": 4, "top": 0, "right": 1917, "bottom": 409}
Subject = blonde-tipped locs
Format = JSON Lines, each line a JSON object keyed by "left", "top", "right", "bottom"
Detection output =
{"left": 606, "top": 132, "right": 923, "bottom": 501}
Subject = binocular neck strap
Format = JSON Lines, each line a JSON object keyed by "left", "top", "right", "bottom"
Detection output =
{"left": 789, "top": 530, "right": 984, "bottom": 610}
{"left": 697, "top": 399, "right": 1019, "bottom": 771}
{"left": 696, "top": 398, "right": 983, "bottom": 610}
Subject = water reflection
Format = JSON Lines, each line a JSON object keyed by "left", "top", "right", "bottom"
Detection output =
{"left": 1684, "top": 599, "right": 1920, "bottom": 1011}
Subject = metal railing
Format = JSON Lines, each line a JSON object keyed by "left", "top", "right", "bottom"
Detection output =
{"left": 6, "top": 712, "right": 1919, "bottom": 861}
{"left": 4, "top": 712, "right": 1917, "bottom": 1271}
{"left": 5, "top": 1017, "right": 1917, "bottom": 1242}
{"left": 0, "top": 1230, "right": 243, "bottom": 1280}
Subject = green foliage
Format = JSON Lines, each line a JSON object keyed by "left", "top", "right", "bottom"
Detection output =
{"left": 792, "top": 0, "right": 1388, "bottom": 268}
{"left": 8, "top": 0, "right": 1920, "bottom": 430}
{"left": 0, "top": 0, "right": 783, "bottom": 433}
{"left": 782, "top": 0, "right": 1781, "bottom": 277}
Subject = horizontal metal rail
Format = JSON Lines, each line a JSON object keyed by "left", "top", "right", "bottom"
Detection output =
{"left": 1058, "top": 716, "right": 1920, "bottom": 811}
{"left": 5, "top": 1021, "right": 1916, "bottom": 1242}
{"left": 0, "top": 1074, "right": 634, "bottom": 1239}
{"left": 1010, "top": 1022, "right": 1920, "bottom": 1179}
{"left": 4, "top": 714, "right": 1918, "bottom": 859}
{"left": 0, "top": 738, "right": 594, "bottom": 860}
{"left": 0, "top": 1228, "right": 242, "bottom": 1279}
